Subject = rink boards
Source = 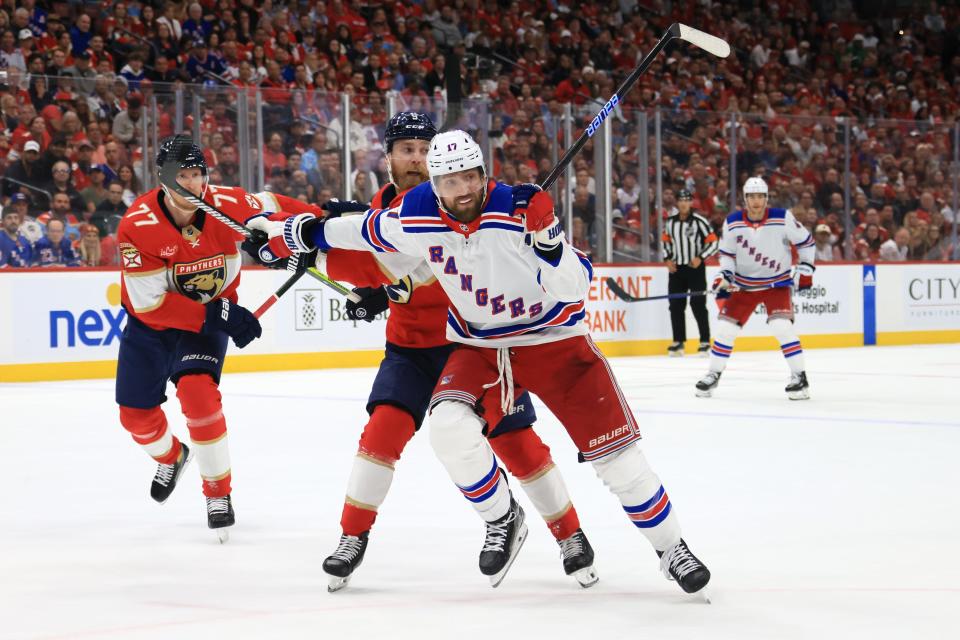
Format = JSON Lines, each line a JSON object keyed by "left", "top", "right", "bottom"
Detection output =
{"left": 0, "top": 262, "right": 957, "bottom": 382}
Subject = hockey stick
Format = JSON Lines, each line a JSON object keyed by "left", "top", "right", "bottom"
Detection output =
{"left": 540, "top": 23, "right": 729, "bottom": 191}
{"left": 605, "top": 277, "right": 711, "bottom": 303}
{"left": 158, "top": 137, "right": 357, "bottom": 316}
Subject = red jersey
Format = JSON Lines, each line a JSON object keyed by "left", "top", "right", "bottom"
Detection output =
{"left": 118, "top": 186, "right": 316, "bottom": 332}
{"left": 325, "top": 183, "right": 449, "bottom": 349}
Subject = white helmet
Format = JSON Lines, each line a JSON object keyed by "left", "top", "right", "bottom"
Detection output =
{"left": 427, "top": 130, "right": 486, "bottom": 198}
{"left": 743, "top": 176, "right": 768, "bottom": 198}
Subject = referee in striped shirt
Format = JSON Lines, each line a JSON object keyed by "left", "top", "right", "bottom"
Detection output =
{"left": 662, "top": 189, "right": 719, "bottom": 356}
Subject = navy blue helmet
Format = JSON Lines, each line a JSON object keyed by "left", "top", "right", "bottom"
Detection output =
{"left": 383, "top": 112, "right": 437, "bottom": 152}
{"left": 156, "top": 135, "right": 207, "bottom": 179}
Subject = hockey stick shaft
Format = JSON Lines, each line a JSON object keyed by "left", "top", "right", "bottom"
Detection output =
{"left": 605, "top": 277, "right": 710, "bottom": 302}
{"left": 539, "top": 23, "right": 728, "bottom": 191}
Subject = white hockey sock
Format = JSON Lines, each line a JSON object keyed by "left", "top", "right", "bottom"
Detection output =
{"left": 591, "top": 444, "right": 681, "bottom": 552}
{"left": 518, "top": 463, "right": 573, "bottom": 526}
{"left": 345, "top": 454, "right": 394, "bottom": 512}
{"left": 430, "top": 401, "right": 511, "bottom": 522}
{"left": 708, "top": 318, "right": 741, "bottom": 373}
{"left": 769, "top": 317, "right": 806, "bottom": 374}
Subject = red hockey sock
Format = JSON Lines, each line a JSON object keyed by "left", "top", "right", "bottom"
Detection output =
{"left": 340, "top": 404, "right": 416, "bottom": 535}
{"left": 119, "top": 405, "right": 181, "bottom": 464}
{"left": 489, "top": 426, "right": 552, "bottom": 479}
{"left": 177, "top": 374, "right": 231, "bottom": 498}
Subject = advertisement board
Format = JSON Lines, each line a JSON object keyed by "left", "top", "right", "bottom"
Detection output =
{"left": 1, "top": 262, "right": 957, "bottom": 382}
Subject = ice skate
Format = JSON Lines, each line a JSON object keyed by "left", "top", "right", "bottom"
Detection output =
{"left": 695, "top": 371, "right": 721, "bottom": 397}
{"left": 323, "top": 532, "right": 369, "bottom": 592}
{"left": 786, "top": 371, "right": 810, "bottom": 400}
{"left": 658, "top": 538, "right": 711, "bottom": 599}
{"left": 697, "top": 342, "right": 710, "bottom": 356}
{"left": 479, "top": 498, "right": 527, "bottom": 588}
{"left": 558, "top": 528, "right": 598, "bottom": 588}
{"left": 666, "top": 342, "right": 684, "bottom": 357}
{"left": 150, "top": 443, "right": 193, "bottom": 504}
{"left": 206, "top": 494, "right": 234, "bottom": 543}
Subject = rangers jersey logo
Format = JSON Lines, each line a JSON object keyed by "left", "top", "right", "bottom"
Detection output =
{"left": 119, "top": 243, "right": 141, "bottom": 269}
{"left": 174, "top": 254, "right": 226, "bottom": 303}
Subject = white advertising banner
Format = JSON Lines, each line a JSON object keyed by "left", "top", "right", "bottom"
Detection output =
{"left": 876, "top": 263, "right": 960, "bottom": 332}
{"left": 0, "top": 263, "right": 955, "bottom": 380}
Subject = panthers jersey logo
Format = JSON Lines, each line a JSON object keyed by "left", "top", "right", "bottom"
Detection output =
{"left": 385, "top": 275, "right": 414, "bottom": 304}
{"left": 174, "top": 254, "right": 226, "bottom": 303}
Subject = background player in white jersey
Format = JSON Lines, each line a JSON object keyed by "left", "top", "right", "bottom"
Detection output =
{"left": 696, "top": 177, "right": 816, "bottom": 399}
{"left": 249, "top": 131, "right": 711, "bottom": 596}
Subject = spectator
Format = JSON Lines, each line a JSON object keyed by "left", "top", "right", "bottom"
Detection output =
{"left": 571, "top": 186, "right": 596, "bottom": 233}
{"left": 924, "top": 224, "right": 951, "bottom": 261}
{"left": 116, "top": 164, "right": 141, "bottom": 206}
{"left": 46, "top": 159, "right": 85, "bottom": 213}
{"left": 0, "top": 207, "right": 34, "bottom": 267}
{"left": 111, "top": 93, "right": 144, "bottom": 144}
{"left": 879, "top": 228, "right": 910, "bottom": 262}
{"left": 34, "top": 218, "right": 80, "bottom": 267}
{"left": 38, "top": 192, "right": 82, "bottom": 242}
{"left": 2, "top": 140, "right": 43, "bottom": 200}
{"left": 94, "top": 182, "right": 128, "bottom": 232}
{"left": 69, "top": 13, "right": 93, "bottom": 55}
{"left": 262, "top": 132, "right": 288, "bottom": 176}
{"left": 80, "top": 165, "right": 108, "bottom": 214}
{"left": 76, "top": 223, "right": 117, "bottom": 266}
{"left": 854, "top": 224, "right": 885, "bottom": 262}
{"left": 119, "top": 53, "right": 147, "bottom": 91}
{"left": 102, "top": 141, "right": 123, "bottom": 184}
{"left": 813, "top": 224, "right": 842, "bottom": 262}
{"left": 62, "top": 50, "right": 96, "bottom": 96}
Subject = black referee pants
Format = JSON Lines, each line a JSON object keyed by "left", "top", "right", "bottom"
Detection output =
{"left": 668, "top": 264, "right": 710, "bottom": 343}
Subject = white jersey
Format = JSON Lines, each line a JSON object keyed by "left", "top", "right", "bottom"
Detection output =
{"left": 717, "top": 207, "right": 815, "bottom": 290}
{"left": 319, "top": 180, "right": 594, "bottom": 347}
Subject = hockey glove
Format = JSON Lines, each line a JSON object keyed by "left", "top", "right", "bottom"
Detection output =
{"left": 247, "top": 213, "right": 323, "bottom": 261}
{"left": 345, "top": 286, "right": 389, "bottom": 322}
{"left": 203, "top": 298, "right": 262, "bottom": 348}
{"left": 322, "top": 198, "right": 370, "bottom": 218}
{"left": 512, "top": 183, "right": 564, "bottom": 257}
{"left": 711, "top": 270, "right": 737, "bottom": 299}
{"left": 796, "top": 262, "right": 815, "bottom": 291}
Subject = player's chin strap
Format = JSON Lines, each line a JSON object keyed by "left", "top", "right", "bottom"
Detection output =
{"left": 482, "top": 347, "right": 515, "bottom": 415}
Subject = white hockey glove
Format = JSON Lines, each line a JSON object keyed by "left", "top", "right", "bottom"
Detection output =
{"left": 711, "top": 270, "right": 737, "bottom": 299}
{"left": 246, "top": 213, "right": 321, "bottom": 261}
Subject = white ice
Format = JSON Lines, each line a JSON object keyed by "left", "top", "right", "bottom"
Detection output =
{"left": 1, "top": 344, "right": 957, "bottom": 640}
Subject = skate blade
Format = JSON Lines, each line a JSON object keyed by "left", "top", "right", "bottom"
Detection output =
{"left": 571, "top": 565, "right": 599, "bottom": 588}
{"left": 489, "top": 523, "right": 528, "bottom": 588}
{"left": 668, "top": 351, "right": 683, "bottom": 358}
{"left": 215, "top": 527, "right": 231, "bottom": 544}
{"left": 327, "top": 575, "right": 351, "bottom": 593}
{"left": 698, "top": 587, "right": 712, "bottom": 604}
{"left": 788, "top": 389, "right": 810, "bottom": 400}
{"left": 695, "top": 388, "right": 713, "bottom": 398}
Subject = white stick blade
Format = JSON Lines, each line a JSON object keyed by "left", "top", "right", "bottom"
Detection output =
{"left": 677, "top": 24, "right": 731, "bottom": 58}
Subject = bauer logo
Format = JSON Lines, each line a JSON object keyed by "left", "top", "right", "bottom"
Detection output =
{"left": 49, "top": 283, "right": 127, "bottom": 348}
{"left": 295, "top": 289, "right": 323, "bottom": 331}
{"left": 586, "top": 95, "right": 619, "bottom": 137}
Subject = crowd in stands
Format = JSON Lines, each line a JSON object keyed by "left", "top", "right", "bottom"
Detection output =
{"left": 0, "top": 0, "right": 958, "bottom": 269}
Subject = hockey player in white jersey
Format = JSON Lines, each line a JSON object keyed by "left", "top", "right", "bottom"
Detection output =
{"left": 696, "top": 176, "right": 816, "bottom": 399}
{"left": 249, "top": 131, "right": 711, "bottom": 595}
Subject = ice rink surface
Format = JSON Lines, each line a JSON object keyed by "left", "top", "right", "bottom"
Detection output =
{"left": 1, "top": 344, "right": 957, "bottom": 640}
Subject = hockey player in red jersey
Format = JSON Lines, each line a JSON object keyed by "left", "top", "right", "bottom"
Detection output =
{"left": 250, "top": 113, "right": 598, "bottom": 591}
{"left": 115, "top": 136, "right": 320, "bottom": 542}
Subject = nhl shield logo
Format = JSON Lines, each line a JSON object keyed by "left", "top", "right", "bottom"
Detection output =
{"left": 295, "top": 289, "right": 323, "bottom": 331}
{"left": 174, "top": 254, "right": 226, "bottom": 303}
